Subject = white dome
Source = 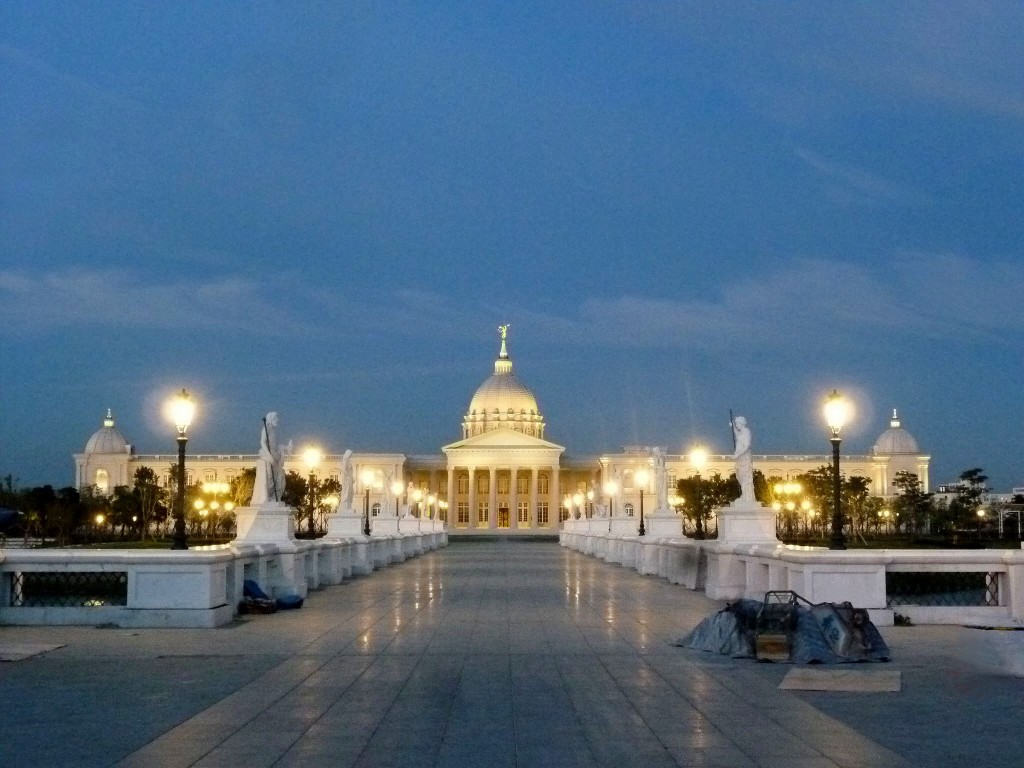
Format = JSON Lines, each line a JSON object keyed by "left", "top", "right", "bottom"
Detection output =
{"left": 462, "top": 333, "right": 545, "bottom": 439}
{"left": 84, "top": 410, "right": 129, "bottom": 454}
{"left": 872, "top": 409, "right": 920, "bottom": 455}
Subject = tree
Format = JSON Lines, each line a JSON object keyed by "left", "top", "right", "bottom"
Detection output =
{"left": 133, "top": 467, "right": 167, "bottom": 540}
{"left": 232, "top": 468, "right": 256, "bottom": 507}
{"left": 843, "top": 476, "right": 872, "bottom": 537}
{"left": 677, "top": 472, "right": 740, "bottom": 537}
{"left": 949, "top": 468, "right": 988, "bottom": 532}
{"left": 891, "top": 471, "right": 932, "bottom": 543}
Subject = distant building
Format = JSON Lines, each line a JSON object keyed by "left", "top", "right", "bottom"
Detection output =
{"left": 74, "top": 335, "right": 931, "bottom": 534}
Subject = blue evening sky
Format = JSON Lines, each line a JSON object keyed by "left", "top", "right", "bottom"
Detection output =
{"left": 1, "top": 3, "right": 1021, "bottom": 490}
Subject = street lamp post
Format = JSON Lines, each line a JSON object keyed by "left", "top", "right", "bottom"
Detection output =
{"left": 563, "top": 495, "right": 572, "bottom": 522}
{"left": 168, "top": 389, "right": 195, "bottom": 550}
{"left": 824, "top": 389, "right": 850, "bottom": 551}
{"left": 635, "top": 468, "right": 649, "bottom": 536}
{"left": 391, "top": 480, "right": 404, "bottom": 517}
{"left": 303, "top": 447, "right": 322, "bottom": 537}
{"left": 688, "top": 447, "right": 707, "bottom": 540}
{"left": 361, "top": 468, "right": 375, "bottom": 536}
{"left": 604, "top": 480, "right": 618, "bottom": 532}
{"left": 977, "top": 507, "right": 986, "bottom": 541}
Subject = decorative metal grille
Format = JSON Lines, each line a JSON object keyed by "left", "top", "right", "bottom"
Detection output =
{"left": 10, "top": 571, "right": 128, "bottom": 607}
{"left": 886, "top": 571, "right": 999, "bottom": 607}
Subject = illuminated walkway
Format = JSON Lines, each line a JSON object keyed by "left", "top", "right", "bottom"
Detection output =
{"left": 1, "top": 541, "right": 1020, "bottom": 767}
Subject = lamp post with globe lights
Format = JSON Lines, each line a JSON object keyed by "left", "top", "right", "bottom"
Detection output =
{"left": 824, "top": 390, "right": 850, "bottom": 550}
{"left": 360, "top": 468, "right": 375, "bottom": 536}
{"left": 167, "top": 389, "right": 195, "bottom": 550}
{"left": 390, "top": 480, "right": 404, "bottom": 518}
{"left": 604, "top": 480, "right": 618, "bottom": 532}
{"left": 688, "top": 446, "right": 708, "bottom": 540}
{"left": 302, "top": 446, "right": 323, "bottom": 536}
{"left": 635, "top": 467, "right": 649, "bottom": 536}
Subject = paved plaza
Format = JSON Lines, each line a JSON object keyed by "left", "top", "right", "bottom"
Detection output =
{"left": 1, "top": 540, "right": 1021, "bottom": 768}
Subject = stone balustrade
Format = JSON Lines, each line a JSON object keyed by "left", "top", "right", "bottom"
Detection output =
{"left": 560, "top": 518, "right": 1024, "bottom": 627}
{"left": 0, "top": 522, "right": 447, "bottom": 629}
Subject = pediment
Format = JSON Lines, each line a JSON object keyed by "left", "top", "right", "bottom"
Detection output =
{"left": 443, "top": 427, "right": 564, "bottom": 453}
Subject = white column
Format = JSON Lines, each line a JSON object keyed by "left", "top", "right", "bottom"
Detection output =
{"left": 489, "top": 467, "right": 498, "bottom": 530}
{"left": 468, "top": 467, "right": 477, "bottom": 530}
{"left": 551, "top": 464, "right": 560, "bottom": 528}
{"left": 510, "top": 465, "right": 519, "bottom": 530}
{"left": 447, "top": 466, "right": 456, "bottom": 526}
{"left": 530, "top": 467, "right": 539, "bottom": 528}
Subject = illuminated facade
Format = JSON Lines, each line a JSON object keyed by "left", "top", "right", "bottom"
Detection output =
{"left": 74, "top": 336, "right": 930, "bottom": 535}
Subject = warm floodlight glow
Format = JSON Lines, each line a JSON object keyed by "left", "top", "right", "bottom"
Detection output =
{"left": 635, "top": 468, "right": 650, "bottom": 486}
{"left": 604, "top": 480, "right": 618, "bottom": 496}
{"left": 390, "top": 480, "right": 404, "bottom": 496}
{"left": 688, "top": 446, "right": 708, "bottom": 469}
{"left": 412, "top": 489, "right": 423, "bottom": 502}
{"left": 224, "top": 501, "right": 235, "bottom": 511}
{"left": 303, "top": 446, "right": 322, "bottom": 471}
{"left": 193, "top": 499, "right": 204, "bottom": 510}
{"left": 360, "top": 468, "right": 376, "bottom": 487}
{"left": 95, "top": 514, "right": 105, "bottom": 525}
{"left": 977, "top": 508, "right": 986, "bottom": 518}
{"left": 824, "top": 389, "right": 850, "bottom": 434}
{"left": 323, "top": 495, "right": 338, "bottom": 508}
{"left": 167, "top": 389, "right": 195, "bottom": 435}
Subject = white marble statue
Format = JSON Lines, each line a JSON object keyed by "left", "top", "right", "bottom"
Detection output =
{"left": 339, "top": 449, "right": 354, "bottom": 511}
{"left": 404, "top": 481, "right": 416, "bottom": 517}
{"left": 383, "top": 470, "right": 394, "bottom": 517}
{"left": 731, "top": 416, "right": 757, "bottom": 504}
{"left": 652, "top": 446, "right": 669, "bottom": 511}
{"left": 252, "top": 412, "right": 287, "bottom": 505}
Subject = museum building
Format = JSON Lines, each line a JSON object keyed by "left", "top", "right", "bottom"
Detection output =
{"left": 74, "top": 335, "right": 931, "bottom": 536}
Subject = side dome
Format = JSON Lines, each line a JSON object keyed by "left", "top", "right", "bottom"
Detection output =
{"left": 463, "top": 329, "right": 545, "bottom": 439}
{"left": 872, "top": 409, "right": 920, "bottom": 455}
{"left": 84, "top": 409, "right": 129, "bottom": 454}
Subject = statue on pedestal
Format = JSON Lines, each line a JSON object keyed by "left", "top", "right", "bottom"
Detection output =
{"left": 339, "top": 449, "right": 355, "bottom": 512}
{"left": 252, "top": 412, "right": 287, "bottom": 505}
{"left": 652, "top": 446, "right": 669, "bottom": 512}
{"left": 731, "top": 416, "right": 756, "bottom": 504}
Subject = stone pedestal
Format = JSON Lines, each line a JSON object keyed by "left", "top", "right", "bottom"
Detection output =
{"left": 234, "top": 502, "right": 296, "bottom": 544}
{"left": 644, "top": 510, "right": 683, "bottom": 538}
{"left": 324, "top": 512, "right": 372, "bottom": 575}
{"left": 714, "top": 501, "right": 780, "bottom": 545}
{"left": 610, "top": 517, "right": 638, "bottom": 536}
{"left": 372, "top": 516, "right": 400, "bottom": 536}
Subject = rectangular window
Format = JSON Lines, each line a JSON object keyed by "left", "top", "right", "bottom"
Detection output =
{"left": 478, "top": 477, "right": 488, "bottom": 494}
{"left": 458, "top": 476, "right": 469, "bottom": 494}
{"left": 517, "top": 476, "right": 530, "bottom": 494}
{"left": 537, "top": 502, "right": 549, "bottom": 526}
{"left": 478, "top": 502, "right": 488, "bottom": 524}
{"left": 457, "top": 503, "right": 469, "bottom": 525}
{"left": 538, "top": 475, "right": 549, "bottom": 494}
{"left": 518, "top": 501, "right": 529, "bottom": 525}
{"left": 498, "top": 476, "right": 510, "bottom": 494}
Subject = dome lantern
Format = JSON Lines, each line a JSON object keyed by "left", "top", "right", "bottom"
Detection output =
{"left": 462, "top": 326, "right": 545, "bottom": 439}
{"left": 872, "top": 408, "right": 920, "bottom": 455}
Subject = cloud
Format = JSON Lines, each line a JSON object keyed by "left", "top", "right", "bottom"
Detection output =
{"left": 794, "top": 149, "right": 931, "bottom": 207}
{"left": 0, "top": 269, "right": 315, "bottom": 336}
{"left": 4, "top": 255, "right": 1020, "bottom": 362}
{"left": 494, "top": 254, "right": 1023, "bottom": 354}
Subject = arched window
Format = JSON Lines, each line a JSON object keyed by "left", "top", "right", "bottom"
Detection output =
{"left": 624, "top": 503, "right": 635, "bottom": 517}
{"left": 371, "top": 503, "right": 381, "bottom": 517}
{"left": 95, "top": 468, "right": 109, "bottom": 493}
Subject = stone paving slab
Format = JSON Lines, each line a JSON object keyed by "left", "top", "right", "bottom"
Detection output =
{"left": 1, "top": 541, "right": 1022, "bottom": 767}
{"left": 0, "top": 642, "right": 64, "bottom": 661}
{"left": 779, "top": 668, "right": 902, "bottom": 692}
